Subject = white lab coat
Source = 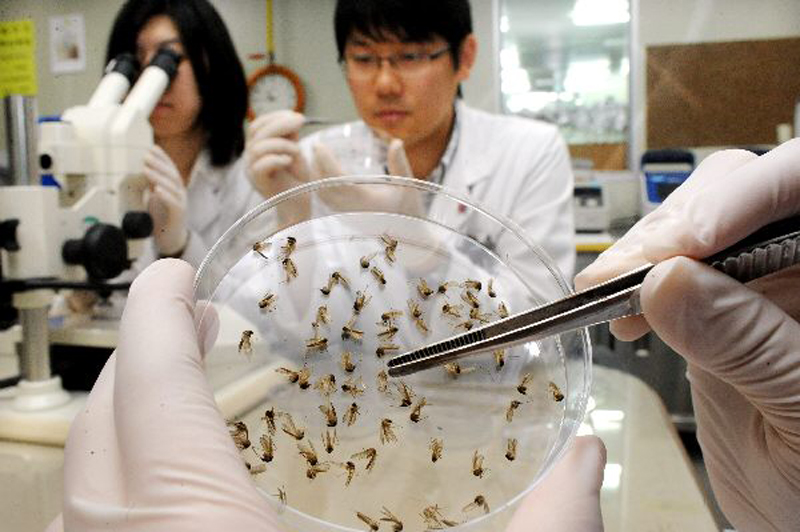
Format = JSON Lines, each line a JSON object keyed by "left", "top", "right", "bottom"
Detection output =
{"left": 302, "top": 103, "right": 576, "bottom": 289}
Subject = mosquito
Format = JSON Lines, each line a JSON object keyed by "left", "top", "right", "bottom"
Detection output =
{"left": 353, "top": 290, "right": 372, "bottom": 314}
{"left": 463, "top": 279, "right": 482, "bottom": 292}
{"left": 417, "top": 278, "right": 434, "bottom": 299}
{"left": 341, "top": 316, "right": 365, "bottom": 341}
{"left": 442, "top": 303, "right": 462, "bottom": 318}
{"left": 322, "top": 429, "right": 338, "bottom": 454}
{"left": 437, "top": 281, "right": 456, "bottom": 294}
{"left": 340, "top": 352, "right": 357, "bottom": 373}
{"left": 505, "top": 438, "right": 518, "bottom": 461}
{"left": 463, "top": 495, "right": 490, "bottom": 514}
{"left": 356, "top": 511, "right": 380, "bottom": 531}
{"left": 444, "top": 362, "right": 475, "bottom": 378}
{"left": 262, "top": 407, "right": 278, "bottom": 435}
{"left": 377, "top": 324, "right": 399, "bottom": 341}
{"left": 376, "top": 343, "right": 400, "bottom": 358}
{"left": 227, "top": 420, "right": 251, "bottom": 450}
{"left": 314, "top": 305, "right": 330, "bottom": 326}
{"left": 258, "top": 434, "right": 275, "bottom": 463}
{"left": 306, "top": 462, "right": 330, "bottom": 480}
{"left": 472, "top": 450, "right": 488, "bottom": 478}
{"left": 280, "top": 236, "right": 296, "bottom": 258}
{"left": 487, "top": 278, "right": 497, "bottom": 298}
{"left": 380, "top": 418, "right": 398, "bottom": 444}
{"left": 506, "top": 400, "right": 522, "bottom": 422}
{"left": 429, "top": 438, "right": 443, "bottom": 462}
{"left": 548, "top": 381, "right": 565, "bottom": 402}
{"left": 252, "top": 240, "right": 271, "bottom": 260}
{"left": 461, "top": 290, "right": 480, "bottom": 309}
{"left": 360, "top": 252, "right": 377, "bottom": 269}
{"left": 376, "top": 370, "right": 389, "bottom": 393}
{"left": 336, "top": 460, "right": 357, "bottom": 486}
{"left": 298, "top": 440, "right": 319, "bottom": 466}
{"left": 394, "top": 381, "right": 414, "bottom": 407}
{"left": 407, "top": 299, "right": 422, "bottom": 319}
{"left": 517, "top": 373, "right": 533, "bottom": 395}
{"left": 319, "top": 401, "right": 338, "bottom": 428}
{"left": 314, "top": 374, "right": 337, "bottom": 396}
{"left": 380, "top": 507, "right": 404, "bottom": 531}
{"left": 370, "top": 266, "right": 387, "bottom": 285}
{"left": 494, "top": 349, "right": 505, "bottom": 370}
{"left": 238, "top": 330, "right": 254, "bottom": 356}
{"left": 258, "top": 292, "right": 277, "bottom": 310}
{"left": 341, "top": 376, "right": 365, "bottom": 398}
{"left": 281, "top": 414, "right": 305, "bottom": 440}
{"left": 380, "top": 309, "right": 403, "bottom": 324}
{"left": 410, "top": 397, "right": 428, "bottom": 423}
{"left": 282, "top": 257, "right": 298, "bottom": 282}
{"left": 351, "top": 447, "right": 377, "bottom": 471}
{"left": 498, "top": 301, "right": 509, "bottom": 319}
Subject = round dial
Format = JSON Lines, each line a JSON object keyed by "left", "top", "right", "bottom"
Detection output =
{"left": 247, "top": 64, "right": 305, "bottom": 120}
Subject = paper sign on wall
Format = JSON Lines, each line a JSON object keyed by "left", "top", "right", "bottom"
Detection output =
{"left": 49, "top": 14, "right": 86, "bottom": 74}
{"left": 0, "top": 19, "right": 37, "bottom": 97}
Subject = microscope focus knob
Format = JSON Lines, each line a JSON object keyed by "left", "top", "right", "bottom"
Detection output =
{"left": 122, "top": 211, "right": 153, "bottom": 239}
{"left": 0, "top": 219, "right": 21, "bottom": 251}
{"left": 62, "top": 224, "right": 129, "bottom": 280}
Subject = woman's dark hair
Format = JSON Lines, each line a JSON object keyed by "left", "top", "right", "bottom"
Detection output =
{"left": 106, "top": 0, "right": 247, "bottom": 166}
{"left": 334, "top": 0, "right": 473, "bottom": 68}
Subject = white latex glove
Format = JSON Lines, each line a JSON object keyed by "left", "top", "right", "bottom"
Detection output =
{"left": 47, "top": 259, "right": 281, "bottom": 532}
{"left": 245, "top": 110, "right": 313, "bottom": 200}
{"left": 144, "top": 145, "right": 189, "bottom": 256}
{"left": 507, "top": 436, "right": 606, "bottom": 532}
{"left": 575, "top": 138, "right": 800, "bottom": 531}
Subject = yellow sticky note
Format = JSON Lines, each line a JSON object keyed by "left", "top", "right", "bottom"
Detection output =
{"left": 0, "top": 19, "right": 38, "bottom": 97}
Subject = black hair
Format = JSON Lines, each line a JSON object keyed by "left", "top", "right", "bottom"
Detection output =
{"left": 334, "top": 0, "right": 473, "bottom": 69}
{"left": 106, "top": 0, "right": 247, "bottom": 166}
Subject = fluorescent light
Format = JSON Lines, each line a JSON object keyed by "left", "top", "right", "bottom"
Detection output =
{"left": 570, "top": 0, "right": 629, "bottom": 26}
{"left": 500, "top": 15, "right": 510, "bottom": 33}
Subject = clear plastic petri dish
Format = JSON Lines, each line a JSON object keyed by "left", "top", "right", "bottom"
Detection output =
{"left": 194, "top": 175, "right": 591, "bottom": 532}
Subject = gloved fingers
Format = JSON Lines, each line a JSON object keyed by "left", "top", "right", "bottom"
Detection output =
{"left": 608, "top": 315, "right": 651, "bottom": 341}
{"left": 246, "top": 137, "right": 303, "bottom": 161}
{"left": 150, "top": 186, "right": 184, "bottom": 217}
{"left": 146, "top": 170, "right": 186, "bottom": 204}
{"left": 386, "top": 138, "right": 413, "bottom": 177}
{"left": 144, "top": 145, "right": 182, "bottom": 180}
{"left": 506, "top": 435, "right": 606, "bottom": 532}
{"left": 247, "top": 110, "right": 304, "bottom": 143}
{"left": 112, "top": 261, "right": 250, "bottom": 487}
{"left": 248, "top": 153, "right": 293, "bottom": 179}
{"left": 644, "top": 140, "right": 800, "bottom": 262}
{"left": 641, "top": 256, "right": 800, "bottom": 435}
{"left": 312, "top": 141, "right": 345, "bottom": 178}
{"left": 62, "top": 353, "right": 123, "bottom": 507}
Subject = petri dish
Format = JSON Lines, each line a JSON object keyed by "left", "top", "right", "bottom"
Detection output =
{"left": 306, "top": 123, "right": 388, "bottom": 175}
{"left": 194, "top": 175, "right": 591, "bottom": 531}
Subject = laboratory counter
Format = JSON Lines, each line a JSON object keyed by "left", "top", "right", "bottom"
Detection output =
{"left": 0, "top": 359, "right": 718, "bottom": 531}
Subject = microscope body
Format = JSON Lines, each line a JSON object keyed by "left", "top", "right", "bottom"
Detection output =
{"left": 0, "top": 50, "right": 180, "bottom": 283}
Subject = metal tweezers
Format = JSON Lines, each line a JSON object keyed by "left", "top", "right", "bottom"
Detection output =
{"left": 387, "top": 215, "right": 800, "bottom": 377}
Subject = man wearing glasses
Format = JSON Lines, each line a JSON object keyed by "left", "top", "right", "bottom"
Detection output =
{"left": 246, "top": 0, "right": 576, "bottom": 280}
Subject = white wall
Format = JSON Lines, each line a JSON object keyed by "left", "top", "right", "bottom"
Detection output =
{"left": 630, "top": 0, "right": 800, "bottom": 164}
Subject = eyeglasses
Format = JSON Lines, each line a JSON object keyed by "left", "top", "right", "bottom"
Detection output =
{"left": 342, "top": 46, "right": 451, "bottom": 79}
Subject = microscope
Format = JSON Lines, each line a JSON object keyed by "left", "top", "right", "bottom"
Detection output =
{"left": 0, "top": 49, "right": 181, "bottom": 442}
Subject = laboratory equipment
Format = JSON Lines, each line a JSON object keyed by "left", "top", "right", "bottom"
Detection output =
{"left": 389, "top": 214, "right": 800, "bottom": 376}
{"left": 194, "top": 175, "right": 590, "bottom": 531}
{"left": 640, "top": 149, "right": 694, "bottom": 214}
{"left": 0, "top": 49, "right": 180, "bottom": 435}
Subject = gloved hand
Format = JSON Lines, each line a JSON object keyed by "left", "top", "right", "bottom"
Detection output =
{"left": 245, "top": 110, "right": 313, "bottom": 200}
{"left": 144, "top": 145, "right": 189, "bottom": 256}
{"left": 48, "top": 260, "right": 605, "bottom": 531}
{"left": 47, "top": 260, "right": 281, "bottom": 532}
{"left": 507, "top": 436, "right": 606, "bottom": 532}
{"left": 575, "top": 138, "right": 800, "bottom": 531}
